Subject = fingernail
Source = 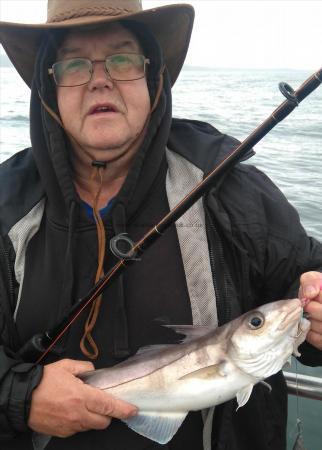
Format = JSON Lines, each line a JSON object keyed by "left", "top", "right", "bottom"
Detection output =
{"left": 303, "top": 285, "right": 317, "bottom": 297}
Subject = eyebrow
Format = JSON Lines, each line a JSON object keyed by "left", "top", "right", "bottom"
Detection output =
{"left": 58, "top": 40, "right": 139, "bottom": 59}
{"left": 111, "top": 40, "right": 139, "bottom": 52}
{"left": 58, "top": 47, "right": 82, "bottom": 58}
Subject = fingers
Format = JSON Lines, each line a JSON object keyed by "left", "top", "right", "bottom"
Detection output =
{"left": 84, "top": 385, "right": 138, "bottom": 420}
{"left": 57, "top": 358, "right": 95, "bottom": 376}
{"left": 307, "top": 301, "right": 322, "bottom": 347}
{"left": 57, "top": 387, "right": 137, "bottom": 436}
{"left": 306, "top": 329, "right": 322, "bottom": 350}
{"left": 82, "top": 411, "right": 112, "bottom": 431}
{"left": 299, "top": 271, "right": 322, "bottom": 302}
{"left": 310, "top": 320, "right": 322, "bottom": 335}
{"left": 299, "top": 272, "right": 322, "bottom": 351}
{"left": 28, "top": 358, "right": 137, "bottom": 438}
{"left": 304, "top": 300, "right": 322, "bottom": 321}
{"left": 59, "top": 406, "right": 112, "bottom": 434}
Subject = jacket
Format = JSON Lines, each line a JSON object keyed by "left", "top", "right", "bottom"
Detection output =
{"left": 1, "top": 118, "right": 322, "bottom": 450}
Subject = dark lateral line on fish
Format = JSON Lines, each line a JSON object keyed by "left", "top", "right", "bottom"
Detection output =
{"left": 17, "top": 67, "right": 322, "bottom": 364}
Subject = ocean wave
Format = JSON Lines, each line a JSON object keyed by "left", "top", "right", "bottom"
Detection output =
{"left": 0, "top": 115, "right": 29, "bottom": 123}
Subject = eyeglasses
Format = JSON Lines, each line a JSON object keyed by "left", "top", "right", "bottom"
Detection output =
{"left": 48, "top": 53, "right": 150, "bottom": 87}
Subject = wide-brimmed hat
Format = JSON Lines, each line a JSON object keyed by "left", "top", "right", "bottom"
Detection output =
{"left": 0, "top": 0, "right": 194, "bottom": 88}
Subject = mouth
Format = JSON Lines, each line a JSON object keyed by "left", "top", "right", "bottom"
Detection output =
{"left": 88, "top": 103, "right": 119, "bottom": 115}
{"left": 277, "top": 305, "right": 302, "bottom": 331}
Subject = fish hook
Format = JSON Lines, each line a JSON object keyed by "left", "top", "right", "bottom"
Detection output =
{"left": 293, "top": 321, "right": 306, "bottom": 339}
{"left": 292, "top": 311, "right": 310, "bottom": 339}
{"left": 293, "top": 325, "right": 304, "bottom": 338}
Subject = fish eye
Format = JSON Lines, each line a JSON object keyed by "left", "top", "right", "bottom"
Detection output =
{"left": 247, "top": 313, "right": 265, "bottom": 330}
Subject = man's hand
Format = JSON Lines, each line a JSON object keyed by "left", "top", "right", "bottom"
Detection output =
{"left": 28, "top": 359, "right": 138, "bottom": 437}
{"left": 299, "top": 271, "right": 322, "bottom": 350}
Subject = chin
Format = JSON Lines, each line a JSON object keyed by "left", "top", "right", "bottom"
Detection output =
{"left": 88, "top": 142, "right": 130, "bottom": 160}
{"left": 86, "top": 133, "right": 131, "bottom": 149}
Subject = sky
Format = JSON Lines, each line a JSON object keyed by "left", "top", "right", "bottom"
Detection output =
{"left": 0, "top": 0, "right": 321, "bottom": 70}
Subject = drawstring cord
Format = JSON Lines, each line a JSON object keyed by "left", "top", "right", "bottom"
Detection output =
{"left": 80, "top": 165, "right": 107, "bottom": 359}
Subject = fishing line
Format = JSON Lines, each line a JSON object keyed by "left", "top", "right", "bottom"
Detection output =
{"left": 291, "top": 347, "right": 307, "bottom": 450}
{"left": 295, "top": 359, "right": 301, "bottom": 429}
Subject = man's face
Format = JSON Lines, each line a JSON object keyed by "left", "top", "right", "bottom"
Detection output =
{"left": 56, "top": 23, "right": 151, "bottom": 163}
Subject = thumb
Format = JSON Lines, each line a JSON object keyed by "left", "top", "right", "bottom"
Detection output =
{"left": 54, "top": 359, "right": 95, "bottom": 376}
{"left": 299, "top": 272, "right": 322, "bottom": 300}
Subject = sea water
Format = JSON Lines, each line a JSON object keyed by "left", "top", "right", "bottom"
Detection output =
{"left": 1, "top": 65, "right": 321, "bottom": 448}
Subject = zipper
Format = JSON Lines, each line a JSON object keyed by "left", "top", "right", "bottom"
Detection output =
{"left": 209, "top": 245, "right": 218, "bottom": 292}
{"left": 0, "top": 236, "right": 20, "bottom": 350}
{"left": 205, "top": 208, "right": 231, "bottom": 326}
{"left": 1, "top": 239, "right": 15, "bottom": 309}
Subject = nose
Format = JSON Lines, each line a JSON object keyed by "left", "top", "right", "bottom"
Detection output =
{"left": 88, "top": 61, "right": 114, "bottom": 90}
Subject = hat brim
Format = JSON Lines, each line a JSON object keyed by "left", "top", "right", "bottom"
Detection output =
{"left": 0, "top": 4, "right": 194, "bottom": 88}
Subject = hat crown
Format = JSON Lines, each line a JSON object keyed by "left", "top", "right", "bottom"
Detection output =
{"left": 47, "top": 0, "right": 143, "bottom": 23}
{"left": 0, "top": 1, "right": 194, "bottom": 88}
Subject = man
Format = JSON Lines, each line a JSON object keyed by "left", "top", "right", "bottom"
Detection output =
{"left": 0, "top": 1, "right": 322, "bottom": 449}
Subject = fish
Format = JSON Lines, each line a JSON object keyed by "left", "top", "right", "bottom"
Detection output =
{"left": 33, "top": 298, "right": 310, "bottom": 449}
{"left": 292, "top": 418, "right": 307, "bottom": 450}
{"left": 80, "top": 298, "right": 310, "bottom": 443}
{"left": 293, "top": 431, "right": 307, "bottom": 450}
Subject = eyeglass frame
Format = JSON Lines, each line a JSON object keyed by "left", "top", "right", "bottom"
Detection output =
{"left": 48, "top": 53, "right": 150, "bottom": 87}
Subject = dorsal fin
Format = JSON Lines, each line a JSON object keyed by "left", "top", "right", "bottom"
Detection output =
{"left": 162, "top": 324, "right": 214, "bottom": 342}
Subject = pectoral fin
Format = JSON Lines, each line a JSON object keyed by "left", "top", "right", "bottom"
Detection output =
{"left": 32, "top": 433, "right": 51, "bottom": 450}
{"left": 179, "top": 361, "right": 228, "bottom": 381}
{"left": 123, "top": 411, "right": 187, "bottom": 444}
{"left": 236, "top": 385, "right": 254, "bottom": 409}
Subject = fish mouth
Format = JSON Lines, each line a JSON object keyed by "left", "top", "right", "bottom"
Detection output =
{"left": 275, "top": 300, "right": 310, "bottom": 356}
{"left": 292, "top": 316, "right": 311, "bottom": 356}
{"left": 277, "top": 304, "right": 302, "bottom": 332}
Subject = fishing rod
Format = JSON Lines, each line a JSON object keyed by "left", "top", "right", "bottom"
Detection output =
{"left": 18, "top": 67, "right": 322, "bottom": 364}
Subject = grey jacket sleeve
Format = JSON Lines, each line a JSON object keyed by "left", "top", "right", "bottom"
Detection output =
{"left": 0, "top": 346, "right": 43, "bottom": 438}
{"left": 0, "top": 235, "right": 43, "bottom": 438}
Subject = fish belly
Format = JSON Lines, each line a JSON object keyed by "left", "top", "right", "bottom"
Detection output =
{"left": 106, "top": 369, "right": 252, "bottom": 412}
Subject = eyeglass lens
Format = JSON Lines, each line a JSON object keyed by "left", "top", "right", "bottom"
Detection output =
{"left": 52, "top": 53, "right": 147, "bottom": 86}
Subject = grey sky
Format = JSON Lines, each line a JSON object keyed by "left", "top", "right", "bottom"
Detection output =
{"left": 0, "top": 0, "right": 321, "bottom": 69}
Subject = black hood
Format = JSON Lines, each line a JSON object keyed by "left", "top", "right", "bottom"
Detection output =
{"left": 29, "top": 27, "right": 171, "bottom": 229}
